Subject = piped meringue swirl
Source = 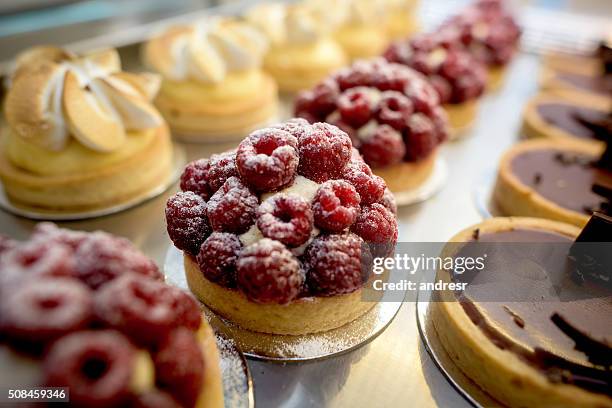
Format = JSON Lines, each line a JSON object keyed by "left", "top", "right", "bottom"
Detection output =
{"left": 143, "top": 18, "right": 268, "bottom": 84}
{"left": 4, "top": 47, "right": 163, "bottom": 153}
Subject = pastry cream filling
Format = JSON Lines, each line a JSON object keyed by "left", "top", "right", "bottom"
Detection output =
{"left": 5, "top": 128, "right": 157, "bottom": 176}
{"left": 159, "top": 69, "right": 267, "bottom": 103}
{"left": 264, "top": 39, "right": 346, "bottom": 73}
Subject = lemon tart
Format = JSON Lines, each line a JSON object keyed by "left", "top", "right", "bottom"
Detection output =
{"left": 246, "top": 2, "right": 348, "bottom": 93}
{"left": 0, "top": 47, "right": 173, "bottom": 214}
{"left": 143, "top": 18, "right": 279, "bottom": 141}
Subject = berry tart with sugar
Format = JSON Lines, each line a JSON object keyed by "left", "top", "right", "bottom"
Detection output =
{"left": 439, "top": 0, "right": 521, "bottom": 89}
{"left": 166, "top": 119, "right": 398, "bottom": 335}
{"left": 295, "top": 58, "right": 449, "bottom": 195}
{"left": 0, "top": 224, "right": 223, "bottom": 408}
{"left": 384, "top": 31, "right": 488, "bottom": 136}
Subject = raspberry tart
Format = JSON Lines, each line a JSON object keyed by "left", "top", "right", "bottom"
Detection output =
{"left": 295, "top": 58, "right": 449, "bottom": 195}
{"left": 431, "top": 216, "right": 612, "bottom": 407}
{"left": 0, "top": 224, "right": 223, "bottom": 408}
{"left": 142, "top": 17, "right": 278, "bottom": 141}
{"left": 0, "top": 46, "right": 173, "bottom": 213}
{"left": 246, "top": 2, "right": 348, "bottom": 93}
{"left": 384, "top": 31, "right": 488, "bottom": 136}
{"left": 166, "top": 119, "right": 398, "bottom": 335}
{"left": 439, "top": 0, "right": 521, "bottom": 89}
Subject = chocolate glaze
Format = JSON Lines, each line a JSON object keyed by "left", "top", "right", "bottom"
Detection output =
{"left": 454, "top": 229, "right": 611, "bottom": 396}
{"left": 536, "top": 103, "right": 608, "bottom": 140}
{"left": 511, "top": 149, "right": 612, "bottom": 214}
{"left": 556, "top": 72, "right": 611, "bottom": 96}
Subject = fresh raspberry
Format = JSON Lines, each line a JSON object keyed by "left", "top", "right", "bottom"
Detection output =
{"left": 352, "top": 203, "right": 398, "bottom": 257}
{"left": 207, "top": 177, "right": 258, "bottom": 234}
{"left": 405, "top": 80, "right": 440, "bottom": 116}
{"left": 131, "top": 391, "right": 181, "bottom": 408}
{"left": 257, "top": 194, "right": 314, "bottom": 247}
{"left": 335, "top": 63, "right": 374, "bottom": 91}
{"left": 428, "top": 75, "right": 453, "bottom": 104}
{"left": 361, "top": 125, "right": 406, "bottom": 168}
{"left": 270, "top": 118, "right": 311, "bottom": 135}
{"left": 304, "top": 234, "right": 370, "bottom": 296}
{"left": 342, "top": 161, "right": 386, "bottom": 205}
{"left": 0, "top": 240, "right": 75, "bottom": 289}
{"left": 295, "top": 79, "right": 339, "bottom": 121}
{"left": 154, "top": 328, "right": 205, "bottom": 408}
{"left": 94, "top": 275, "right": 201, "bottom": 346}
{"left": 165, "top": 191, "right": 211, "bottom": 256}
{"left": 180, "top": 159, "right": 211, "bottom": 200}
{"left": 312, "top": 180, "right": 361, "bottom": 233}
{"left": 404, "top": 113, "right": 438, "bottom": 161}
{"left": 298, "top": 122, "right": 352, "bottom": 182}
{"left": 31, "top": 223, "right": 88, "bottom": 251}
{"left": 236, "top": 128, "right": 299, "bottom": 192}
{"left": 236, "top": 239, "right": 303, "bottom": 304}
{"left": 44, "top": 330, "right": 135, "bottom": 408}
{"left": 432, "top": 107, "right": 450, "bottom": 143}
{"left": 0, "top": 278, "right": 92, "bottom": 346}
{"left": 75, "top": 232, "right": 162, "bottom": 289}
{"left": 351, "top": 147, "right": 365, "bottom": 163}
{"left": 196, "top": 232, "right": 242, "bottom": 288}
{"left": 378, "top": 189, "right": 398, "bottom": 215}
{"left": 375, "top": 91, "right": 414, "bottom": 130}
{"left": 337, "top": 87, "right": 373, "bottom": 128}
{"left": 205, "top": 151, "right": 239, "bottom": 193}
{"left": 325, "top": 114, "right": 358, "bottom": 147}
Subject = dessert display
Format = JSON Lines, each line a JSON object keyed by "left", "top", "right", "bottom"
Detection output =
{"left": 384, "top": 0, "right": 420, "bottom": 40}
{"left": 165, "top": 118, "right": 398, "bottom": 335}
{"left": 0, "top": 223, "right": 224, "bottom": 408}
{"left": 142, "top": 17, "right": 278, "bottom": 141}
{"left": 431, "top": 215, "right": 612, "bottom": 408}
{"left": 0, "top": 46, "right": 173, "bottom": 214}
{"left": 522, "top": 93, "right": 610, "bottom": 149}
{"left": 295, "top": 58, "right": 448, "bottom": 195}
{"left": 493, "top": 139, "right": 611, "bottom": 227}
{"left": 439, "top": 0, "right": 521, "bottom": 89}
{"left": 384, "top": 31, "right": 488, "bottom": 136}
{"left": 327, "top": 0, "right": 391, "bottom": 60}
{"left": 246, "top": 2, "right": 348, "bottom": 93}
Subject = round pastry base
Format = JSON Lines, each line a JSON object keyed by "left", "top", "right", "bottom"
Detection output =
{"left": 391, "top": 156, "right": 448, "bottom": 207}
{"left": 444, "top": 100, "right": 479, "bottom": 141}
{"left": 0, "top": 146, "right": 186, "bottom": 221}
{"left": 164, "top": 246, "right": 403, "bottom": 362}
{"left": 416, "top": 288, "right": 498, "bottom": 408}
{"left": 216, "top": 332, "right": 254, "bottom": 408}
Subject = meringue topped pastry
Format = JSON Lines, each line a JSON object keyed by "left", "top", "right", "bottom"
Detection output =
{"left": 384, "top": 31, "right": 488, "bottom": 136}
{"left": 0, "top": 223, "right": 223, "bottom": 408}
{"left": 431, "top": 216, "right": 612, "bottom": 408}
{"left": 296, "top": 59, "right": 449, "bottom": 195}
{"left": 143, "top": 17, "right": 278, "bottom": 141}
{"left": 165, "top": 119, "right": 398, "bottom": 335}
{"left": 440, "top": 0, "right": 521, "bottom": 89}
{"left": 0, "top": 46, "right": 173, "bottom": 213}
{"left": 246, "top": 2, "right": 348, "bottom": 93}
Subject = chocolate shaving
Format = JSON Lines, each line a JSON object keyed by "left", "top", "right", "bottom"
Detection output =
{"left": 533, "top": 172, "right": 542, "bottom": 185}
{"left": 570, "top": 213, "right": 612, "bottom": 288}
{"left": 472, "top": 228, "right": 480, "bottom": 240}
{"left": 551, "top": 313, "right": 612, "bottom": 367}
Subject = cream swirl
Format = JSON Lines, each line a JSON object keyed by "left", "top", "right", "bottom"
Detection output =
{"left": 246, "top": 3, "right": 332, "bottom": 46}
{"left": 4, "top": 47, "right": 163, "bottom": 153}
{"left": 143, "top": 18, "right": 268, "bottom": 84}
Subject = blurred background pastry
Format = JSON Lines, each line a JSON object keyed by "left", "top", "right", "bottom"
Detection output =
{"left": 385, "top": 0, "right": 421, "bottom": 40}
{"left": 0, "top": 46, "right": 173, "bottom": 213}
{"left": 246, "top": 2, "right": 348, "bottom": 93}
{"left": 142, "top": 17, "right": 278, "bottom": 141}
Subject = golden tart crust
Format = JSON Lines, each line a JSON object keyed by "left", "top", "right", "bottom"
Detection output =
{"left": 443, "top": 100, "right": 479, "bottom": 139}
{"left": 539, "top": 66, "right": 612, "bottom": 109}
{"left": 522, "top": 93, "right": 607, "bottom": 150}
{"left": 493, "top": 139, "right": 603, "bottom": 227}
{"left": 430, "top": 217, "right": 611, "bottom": 408}
{"left": 184, "top": 254, "right": 376, "bottom": 335}
{"left": 154, "top": 73, "right": 278, "bottom": 141}
{"left": 0, "top": 125, "right": 173, "bottom": 212}
{"left": 373, "top": 149, "right": 437, "bottom": 193}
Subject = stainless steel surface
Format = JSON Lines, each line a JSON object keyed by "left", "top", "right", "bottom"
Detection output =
{"left": 0, "top": 52, "right": 541, "bottom": 406}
